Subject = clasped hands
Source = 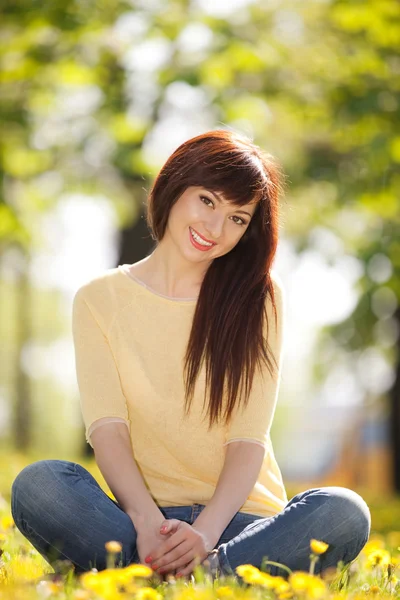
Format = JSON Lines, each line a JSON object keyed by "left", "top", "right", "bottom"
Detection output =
{"left": 143, "top": 519, "right": 213, "bottom": 578}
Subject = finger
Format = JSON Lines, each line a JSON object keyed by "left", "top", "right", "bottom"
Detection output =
{"left": 154, "top": 539, "right": 188, "bottom": 571}
{"left": 175, "top": 551, "right": 204, "bottom": 578}
{"left": 175, "top": 558, "right": 199, "bottom": 579}
{"left": 158, "top": 544, "right": 205, "bottom": 576}
{"left": 157, "top": 562, "right": 187, "bottom": 576}
{"left": 146, "top": 527, "right": 177, "bottom": 563}
{"left": 160, "top": 519, "right": 179, "bottom": 534}
{"left": 157, "top": 548, "right": 194, "bottom": 575}
{"left": 151, "top": 530, "right": 185, "bottom": 564}
{"left": 160, "top": 524, "right": 175, "bottom": 535}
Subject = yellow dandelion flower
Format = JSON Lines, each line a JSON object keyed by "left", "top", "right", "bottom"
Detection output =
{"left": 289, "top": 571, "right": 327, "bottom": 598}
{"left": 274, "top": 579, "right": 292, "bottom": 595}
{"left": 73, "top": 591, "right": 91, "bottom": 600}
{"left": 390, "top": 575, "right": 398, "bottom": 584}
{"left": 366, "top": 549, "right": 391, "bottom": 569}
{"left": 370, "top": 585, "right": 380, "bottom": 594}
{"left": 90, "top": 566, "right": 141, "bottom": 595}
{"left": 289, "top": 571, "right": 311, "bottom": 592}
{"left": 235, "top": 564, "right": 263, "bottom": 585}
{"left": 363, "top": 536, "right": 385, "bottom": 555}
{"left": 216, "top": 586, "right": 234, "bottom": 598}
{"left": 180, "top": 590, "right": 200, "bottom": 600}
{"left": 135, "top": 586, "right": 163, "bottom": 600}
{"left": 80, "top": 571, "right": 126, "bottom": 600}
{"left": 271, "top": 576, "right": 291, "bottom": 591}
{"left": 80, "top": 570, "right": 115, "bottom": 590}
{"left": 118, "top": 579, "right": 139, "bottom": 594}
{"left": 0, "top": 515, "right": 15, "bottom": 530}
{"left": 310, "top": 539, "right": 329, "bottom": 555}
{"left": 4, "top": 555, "right": 45, "bottom": 583}
{"left": 105, "top": 540, "right": 123, "bottom": 553}
{"left": 278, "top": 593, "right": 294, "bottom": 600}
{"left": 121, "top": 563, "right": 153, "bottom": 578}
{"left": 308, "top": 578, "right": 328, "bottom": 599}
{"left": 258, "top": 572, "right": 276, "bottom": 588}
{"left": 103, "top": 568, "right": 128, "bottom": 581}
{"left": 186, "top": 590, "right": 214, "bottom": 600}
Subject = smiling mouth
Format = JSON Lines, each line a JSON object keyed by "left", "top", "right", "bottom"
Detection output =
{"left": 189, "top": 227, "right": 216, "bottom": 246}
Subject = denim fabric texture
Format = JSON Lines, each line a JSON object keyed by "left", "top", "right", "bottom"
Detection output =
{"left": 11, "top": 459, "right": 371, "bottom": 580}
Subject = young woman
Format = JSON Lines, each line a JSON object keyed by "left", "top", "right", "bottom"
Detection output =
{"left": 11, "top": 130, "right": 371, "bottom": 582}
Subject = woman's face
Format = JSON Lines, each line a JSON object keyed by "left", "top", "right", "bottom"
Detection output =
{"left": 166, "top": 185, "right": 257, "bottom": 261}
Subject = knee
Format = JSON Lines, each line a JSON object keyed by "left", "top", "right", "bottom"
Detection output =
{"left": 11, "top": 460, "right": 75, "bottom": 521}
{"left": 321, "top": 486, "right": 371, "bottom": 547}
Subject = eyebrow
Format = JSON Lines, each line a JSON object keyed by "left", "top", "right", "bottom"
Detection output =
{"left": 207, "top": 190, "right": 253, "bottom": 218}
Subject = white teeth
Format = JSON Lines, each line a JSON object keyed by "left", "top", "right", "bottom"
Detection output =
{"left": 190, "top": 227, "right": 213, "bottom": 246}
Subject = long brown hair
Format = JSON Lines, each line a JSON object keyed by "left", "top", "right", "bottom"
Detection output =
{"left": 146, "top": 129, "right": 287, "bottom": 431}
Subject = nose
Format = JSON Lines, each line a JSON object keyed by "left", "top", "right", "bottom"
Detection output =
{"left": 204, "top": 213, "right": 224, "bottom": 240}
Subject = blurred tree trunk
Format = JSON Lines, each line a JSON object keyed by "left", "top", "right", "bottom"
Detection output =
{"left": 14, "top": 249, "right": 33, "bottom": 450}
{"left": 118, "top": 208, "right": 155, "bottom": 267}
{"left": 82, "top": 208, "right": 154, "bottom": 457}
{"left": 389, "top": 307, "right": 400, "bottom": 492}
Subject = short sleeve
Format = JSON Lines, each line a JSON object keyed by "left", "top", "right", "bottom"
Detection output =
{"left": 87, "top": 417, "right": 129, "bottom": 444}
{"left": 223, "top": 276, "right": 285, "bottom": 449}
{"left": 72, "top": 287, "right": 131, "bottom": 449}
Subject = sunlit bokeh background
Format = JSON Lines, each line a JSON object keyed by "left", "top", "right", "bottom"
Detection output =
{"left": 1, "top": 0, "right": 399, "bottom": 508}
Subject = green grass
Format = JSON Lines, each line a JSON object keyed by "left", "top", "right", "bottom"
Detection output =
{"left": 1, "top": 450, "right": 399, "bottom": 598}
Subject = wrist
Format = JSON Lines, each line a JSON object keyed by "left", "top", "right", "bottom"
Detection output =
{"left": 192, "top": 522, "right": 219, "bottom": 552}
{"left": 128, "top": 509, "right": 165, "bottom": 531}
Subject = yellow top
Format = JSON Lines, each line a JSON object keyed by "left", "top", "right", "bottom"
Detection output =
{"left": 72, "top": 264, "right": 288, "bottom": 518}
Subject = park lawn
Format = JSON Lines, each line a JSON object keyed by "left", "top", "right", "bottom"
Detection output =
{"left": 0, "top": 450, "right": 399, "bottom": 598}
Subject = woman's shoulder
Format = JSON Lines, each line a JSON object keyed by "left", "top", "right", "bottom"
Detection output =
{"left": 72, "top": 266, "right": 135, "bottom": 331}
{"left": 74, "top": 266, "right": 122, "bottom": 301}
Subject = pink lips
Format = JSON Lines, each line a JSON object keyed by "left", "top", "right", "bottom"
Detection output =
{"left": 189, "top": 227, "right": 216, "bottom": 251}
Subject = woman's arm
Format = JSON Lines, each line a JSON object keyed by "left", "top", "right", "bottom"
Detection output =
{"left": 193, "top": 277, "right": 285, "bottom": 544}
{"left": 192, "top": 440, "right": 265, "bottom": 547}
{"left": 91, "top": 421, "right": 165, "bottom": 529}
{"left": 72, "top": 285, "right": 166, "bottom": 541}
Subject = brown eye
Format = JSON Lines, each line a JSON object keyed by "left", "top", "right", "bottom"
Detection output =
{"left": 232, "top": 216, "right": 247, "bottom": 226}
{"left": 200, "top": 195, "right": 246, "bottom": 226}
{"left": 200, "top": 195, "right": 213, "bottom": 207}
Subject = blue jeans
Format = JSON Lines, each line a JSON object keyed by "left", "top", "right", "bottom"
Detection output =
{"left": 11, "top": 460, "right": 371, "bottom": 579}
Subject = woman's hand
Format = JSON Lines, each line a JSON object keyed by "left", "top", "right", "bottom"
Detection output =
{"left": 134, "top": 516, "right": 177, "bottom": 576}
{"left": 145, "top": 519, "right": 214, "bottom": 578}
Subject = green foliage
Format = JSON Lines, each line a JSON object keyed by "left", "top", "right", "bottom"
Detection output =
{"left": 0, "top": 0, "right": 399, "bottom": 452}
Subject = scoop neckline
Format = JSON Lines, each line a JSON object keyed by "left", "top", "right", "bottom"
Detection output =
{"left": 117, "top": 264, "right": 199, "bottom": 304}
